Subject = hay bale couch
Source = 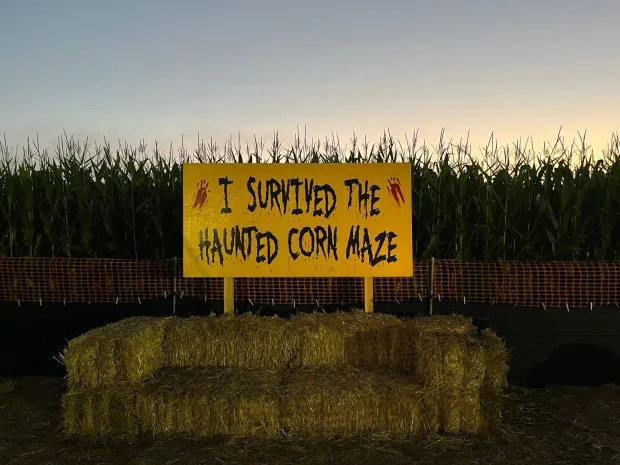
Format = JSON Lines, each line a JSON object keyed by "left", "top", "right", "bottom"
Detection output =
{"left": 61, "top": 312, "right": 508, "bottom": 439}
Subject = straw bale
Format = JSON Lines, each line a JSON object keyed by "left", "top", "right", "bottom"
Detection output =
{"left": 63, "top": 316, "right": 172, "bottom": 389}
{"left": 290, "top": 311, "right": 405, "bottom": 369}
{"left": 394, "top": 318, "right": 502, "bottom": 388}
{"left": 436, "top": 385, "right": 487, "bottom": 435}
{"left": 405, "top": 314, "right": 475, "bottom": 334}
{"left": 431, "top": 329, "right": 507, "bottom": 435}
{"left": 61, "top": 386, "right": 138, "bottom": 437}
{"left": 281, "top": 366, "right": 440, "bottom": 439}
{"left": 479, "top": 328, "right": 509, "bottom": 391}
{"left": 288, "top": 312, "right": 487, "bottom": 384}
{"left": 135, "top": 366, "right": 283, "bottom": 438}
{"left": 478, "top": 328, "right": 509, "bottom": 433}
{"left": 164, "top": 314, "right": 296, "bottom": 370}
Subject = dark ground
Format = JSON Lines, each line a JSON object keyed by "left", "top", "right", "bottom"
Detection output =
{"left": 1, "top": 377, "right": 619, "bottom": 465}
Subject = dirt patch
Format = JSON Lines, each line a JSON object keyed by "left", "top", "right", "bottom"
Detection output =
{"left": 1, "top": 377, "right": 619, "bottom": 465}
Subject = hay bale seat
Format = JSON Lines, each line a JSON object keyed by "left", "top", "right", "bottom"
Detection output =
{"left": 61, "top": 312, "right": 508, "bottom": 439}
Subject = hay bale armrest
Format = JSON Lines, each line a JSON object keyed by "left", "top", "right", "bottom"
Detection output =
{"left": 63, "top": 316, "right": 173, "bottom": 390}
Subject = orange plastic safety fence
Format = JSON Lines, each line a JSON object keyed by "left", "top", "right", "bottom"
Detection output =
{"left": 432, "top": 260, "right": 620, "bottom": 308}
{"left": 374, "top": 260, "right": 430, "bottom": 303}
{"left": 0, "top": 258, "right": 173, "bottom": 304}
{"left": 1, "top": 257, "right": 620, "bottom": 308}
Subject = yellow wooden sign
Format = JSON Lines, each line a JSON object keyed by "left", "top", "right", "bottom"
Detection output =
{"left": 182, "top": 163, "right": 412, "bottom": 277}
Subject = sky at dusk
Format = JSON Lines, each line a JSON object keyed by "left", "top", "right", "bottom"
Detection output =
{"left": 1, "top": 0, "right": 619, "bottom": 158}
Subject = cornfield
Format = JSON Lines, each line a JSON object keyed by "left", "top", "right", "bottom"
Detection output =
{"left": 1, "top": 129, "right": 619, "bottom": 261}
